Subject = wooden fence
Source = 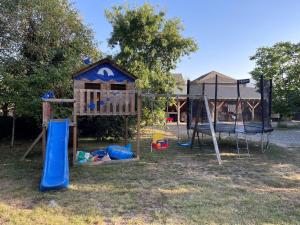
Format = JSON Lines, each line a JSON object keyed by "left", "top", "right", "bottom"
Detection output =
{"left": 74, "top": 89, "right": 136, "bottom": 116}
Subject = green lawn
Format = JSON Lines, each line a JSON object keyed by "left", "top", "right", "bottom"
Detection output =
{"left": 0, "top": 135, "right": 299, "bottom": 225}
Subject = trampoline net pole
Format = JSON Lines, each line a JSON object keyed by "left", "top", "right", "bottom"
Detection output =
{"left": 214, "top": 75, "right": 218, "bottom": 130}
{"left": 260, "top": 75, "right": 265, "bottom": 131}
{"left": 201, "top": 83, "right": 205, "bottom": 124}
{"left": 187, "top": 80, "right": 190, "bottom": 130}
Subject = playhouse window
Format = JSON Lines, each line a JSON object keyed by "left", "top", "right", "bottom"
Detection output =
{"left": 110, "top": 84, "right": 126, "bottom": 90}
{"left": 85, "top": 83, "right": 101, "bottom": 90}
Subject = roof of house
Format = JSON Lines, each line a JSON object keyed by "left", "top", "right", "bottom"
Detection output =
{"left": 189, "top": 71, "right": 260, "bottom": 99}
{"left": 72, "top": 58, "right": 137, "bottom": 81}
{"left": 190, "top": 83, "right": 261, "bottom": 99}
{"left": 192, "top": 71, "right": 236, "bottom": 84}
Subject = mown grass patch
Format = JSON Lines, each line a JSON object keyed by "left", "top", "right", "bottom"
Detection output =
{"left": 0, "top": 134, "right": 299, "bottom": 224}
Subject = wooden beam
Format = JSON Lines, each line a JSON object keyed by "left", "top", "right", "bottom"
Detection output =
{"left": 74, "top": 158, "right": 139, "bottom": 166}
{"left": 124, "top": 116, "right": 128, "bottom": 145}
{"left": 247, "top": 100, "right": 261, "bottom": 120}
{"left": 216, "top": 101, "right": 225, "bottom": 109}
{"left": 73, "top": 107, "right": 77, "bottom": 165}
{"left": 42, "top": 126, "right": 46, "bottom": 161}
{"left": 178, "top": 100, "right": 186, "bottom": 109}
{"left": 10, "top": 108, "right": 16, "bottom": 148}
{"left": 42, "top": 99, "right": 75, "bottom": 103}
{"left": 87, "top": 90, "right": 91, "bottom": 114}
{"left": 204, "top": 96, "right": 222, "bottom": 165}
{"left": 177, "top": 100, "right": 181, "bottom": 123}
{"left": 21, "top": 131, "right": 43, "bottom": 160}
{"left": 136, "top": 93, "right": 142, "bottom": 159}
{"left": 140, "top": 93, "right": 204, "bottom": 98}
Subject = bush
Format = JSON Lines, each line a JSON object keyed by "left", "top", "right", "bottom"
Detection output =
{"left": 0, "top": 115, "right": 136, "bottom": 142}
{"left": 0, "top": 116, "right": 40, "bottom": 140}
{"left": 78, "top": 116, "right": 136, "bottom": 141}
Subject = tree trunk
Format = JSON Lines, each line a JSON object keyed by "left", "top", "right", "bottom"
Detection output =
{"left": 2, "top": 103, "right": 9, "bottom": 117}
{"left": 10, "top": 108, "right": 16, "bottom": 148}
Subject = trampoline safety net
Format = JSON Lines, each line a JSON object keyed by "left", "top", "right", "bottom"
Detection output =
{"left": 187, "top": 75, "right": 273, "bottom": 135}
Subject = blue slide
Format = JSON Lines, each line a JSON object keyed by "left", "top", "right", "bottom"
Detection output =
{"left": 40, "top": 119, "right": 69, "bottom": 192}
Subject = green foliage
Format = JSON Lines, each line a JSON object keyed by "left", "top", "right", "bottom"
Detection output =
{"left": 0, "top": 0, "right": 101, "bottom": 121}
{"left": 250, "top": 42, "right": 300, "bottom": 117}
{"left": 78, "top": 116, "right": 135, "bottom": 141}
{"left": 105, "top": 3, "right": 197, "bottom": 123}
{"left": 106, "top": 3, "right": 197, "bottom": 92}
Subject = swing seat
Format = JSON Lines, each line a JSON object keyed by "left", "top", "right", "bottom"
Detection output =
{"left": 177, "top": 141, "right": 192, "bottom": 147}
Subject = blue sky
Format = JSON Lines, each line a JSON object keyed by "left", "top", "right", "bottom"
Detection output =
{"left": 73, "top": 0, "right": 300, "bottom": 80}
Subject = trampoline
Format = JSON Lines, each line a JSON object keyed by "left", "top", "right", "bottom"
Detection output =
{"left": 187, "top": 74, "right": 273, "bottom": 152}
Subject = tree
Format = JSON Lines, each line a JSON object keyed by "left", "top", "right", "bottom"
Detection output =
{"left": 105, "top": 3, "right": 197, "bottom": 124}
{"left": 0, "top": 0, "right": 101, "bottom": 121}
{"left": 250, "top": 42, "right": 300, "bottom": 118}
{"left": 105, "top": 3, "right": 198, "bottom": 94}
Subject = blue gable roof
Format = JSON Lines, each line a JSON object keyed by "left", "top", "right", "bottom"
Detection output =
{"left": 74, "top": 61, "right": 135, "bottom": 82}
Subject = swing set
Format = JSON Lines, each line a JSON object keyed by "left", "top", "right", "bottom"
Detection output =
{"left": 149, "top": 94, "right": 193, "bottom": 151}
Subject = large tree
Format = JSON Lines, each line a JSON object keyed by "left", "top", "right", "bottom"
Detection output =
{"left": 105, "top": 3, "right": 197, "bottom": 125}
{"left": 105, "top": 3, "right": 198, "bottom": 94}
{"left": 0, "top": 0, "right": 101, "bottom": 120}
{"left": 250, "top": 42, "right": 300, "bottom": 117}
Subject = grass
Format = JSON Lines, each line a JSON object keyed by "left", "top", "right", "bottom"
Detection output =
{"left": 0, "top": 133, "right": 299, "bottom": 225}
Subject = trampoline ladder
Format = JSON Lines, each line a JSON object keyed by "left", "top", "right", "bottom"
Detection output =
{"left": 261, "top": 133, "right": 271, "bottom": 153}
{"left": 235, "top": 132, "right": 250, "bottom": 157}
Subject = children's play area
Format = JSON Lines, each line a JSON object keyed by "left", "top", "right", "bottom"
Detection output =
{"left": 19, "top": 58, "right": 278, "bottom": 191}
{"left": 2, "top": 1, "right": 300, "bottom": 224}
{"left": 1, "top": 59, "right": 299, "bottom": 224}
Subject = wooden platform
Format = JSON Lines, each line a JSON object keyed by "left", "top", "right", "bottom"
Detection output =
{"left": 74, "top": 158, "right": 139, "bottom": 166}
{"left": 74, "top": 89, "right": 136, "bottom": 116}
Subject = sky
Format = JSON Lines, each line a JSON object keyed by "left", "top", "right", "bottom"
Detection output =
{"left": 73, "top": 0, "right": 300, "bottom": 80}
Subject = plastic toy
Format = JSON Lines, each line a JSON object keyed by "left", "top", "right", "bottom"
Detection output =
{"left": 151, "top": 132, "right": 169, "bottom": 151}
{"left": 107, "top": 144, "right": 134, "bottom": 160}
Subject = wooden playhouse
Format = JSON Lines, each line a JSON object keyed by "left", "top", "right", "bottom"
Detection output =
{"left": 24, "top": 58, "right": 142, "bottom": 164}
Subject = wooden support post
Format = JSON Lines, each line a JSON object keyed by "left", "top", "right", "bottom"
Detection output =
{"left": 177, "top": 100, "right": 181, "bottom": 124}
{"left": 215, "top": 101, "right": 224, "bottom": 122}
{"left": 136, "top": 93, "right": 142, "bottom": 159}
{"left": 21, "top": 131, "right": 43, "bottom": 160}
{"left": 42, "top": 126, "right": 46, "bottom": 161}
{"left": 87, "top": 90, "right": 91, "bottom": 114}
{"left": 73, "top": 123, "right": 77, "bottom": 165}
{"left": 10, "top": 108, "right": 16, "bottom": 148}
{"left": 204, "top": 96, "right": 222, "bottom": 165}
{"left": 73, "top": 97, "right": 77, "bottom": 165}
{"left": 247, "top": 100, "right": 260, "bottom": 120}
{"left": 124, "top": 116, "right": 128, "bottom": 145}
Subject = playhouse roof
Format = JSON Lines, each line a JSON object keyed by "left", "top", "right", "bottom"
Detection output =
{"left": 72, "top": 58, "right": 137, "bottom": 82}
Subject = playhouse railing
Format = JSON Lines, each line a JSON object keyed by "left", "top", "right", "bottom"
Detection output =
{"left": 75, "top": 89, "right": 136, "bottom": 116}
